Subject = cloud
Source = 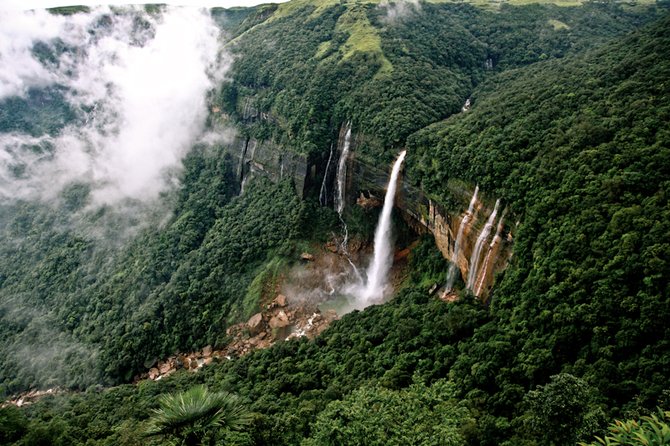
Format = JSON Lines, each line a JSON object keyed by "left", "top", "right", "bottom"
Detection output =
{"left": 0, "top": 0, "right": 285, "bottom": 11}
{"left": 0, "top": 6, "right": 228, "bottom": 207}
{"left": 378, "top": 0, "right": 421, "bottom": 23}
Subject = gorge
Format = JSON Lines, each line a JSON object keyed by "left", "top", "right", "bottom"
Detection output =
{"left": 0, "top": 2, "right": 669, "bottom": 446}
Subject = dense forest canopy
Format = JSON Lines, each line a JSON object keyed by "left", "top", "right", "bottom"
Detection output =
{"left": 0, "top": 1, "right": 669, "bottom": 445}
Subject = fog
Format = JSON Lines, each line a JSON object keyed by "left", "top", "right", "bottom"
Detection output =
{"left": 0, "top": 6, "right": 226, "bottom": 207}
{"left": 0, "top": 6, "right": 229, "bottom": 394}
{"left": 379, "top": 0, "right": 420, "bottom": 23}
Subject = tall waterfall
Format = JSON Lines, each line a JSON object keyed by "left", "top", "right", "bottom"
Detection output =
{"left": 466, "top": 199, "right": 500, "bottom": 291}
{"left": 358, "top": 150, "right": 407, "bottom": 304}
{"left": 445, "top": 186, "right": 479, "bottom": 291}
{"left": 319, "top": 143, "right": 335, "bottom": 206}
{"left": 474, "top": 212, "right": 505, "bottom": 297}
{"left": 334, "top": 122, "right": 353, "bottom": 216}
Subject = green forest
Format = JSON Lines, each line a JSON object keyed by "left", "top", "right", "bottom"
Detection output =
{"left": 1, "top": 0, "right": 669, "bottom": 445}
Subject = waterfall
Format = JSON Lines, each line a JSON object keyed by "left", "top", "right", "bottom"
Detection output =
{"left": 358, "top": 150, "right": 407, "bottom": 304}
{"left": 334, "top": 122, "right": 353, "bottom": 252}
{"left": 466, "top": 199, "right": 500, "bottom": 291}
{"left": 319, "top": 143, "right": 335, "bottom": 206}
{"left": 445, "top": 185, "right": 479, "bottom": 291}
{"left": 474, "top": 212, "right": 505, "bottom": 297}
{"left": 334, "top": 122, "right": 352, "bottom": 216}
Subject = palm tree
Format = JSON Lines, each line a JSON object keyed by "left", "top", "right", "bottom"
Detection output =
{"left": 145, "top": 385, "right": 252, "bottom": 446}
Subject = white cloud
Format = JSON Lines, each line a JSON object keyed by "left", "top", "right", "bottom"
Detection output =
{"left": 0, "top": 6, "right": 229, "bottom": 206}
{"left": 0, "top": 0, "right": 284, "bottom": 11}
{"left": 379, "top": 0, "right": 420, "bottom": 23}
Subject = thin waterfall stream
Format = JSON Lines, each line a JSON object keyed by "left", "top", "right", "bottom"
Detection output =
{"left": 466, "top": 199, "right": 500, "bottom": 291}
{"left": 474, "top": 211, "right": 505, "bottom": 297}
{"left": 445, "top": 186, "right": 479, "bottom": 291}
{"left": 319, "top": 143, "right": 334, "bottom": 206}
{"left": 334, "top": 122, "right": 353, "bottom": 252}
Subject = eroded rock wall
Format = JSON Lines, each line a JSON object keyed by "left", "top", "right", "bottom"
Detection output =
{"left": 217, "top": 134, "right": 308, "bottom": 197}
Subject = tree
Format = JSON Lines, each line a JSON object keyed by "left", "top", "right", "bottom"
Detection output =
{"left": 302, "top": 379, "right": 472, "bottom": 446}
{"left": 522, "top": 373, "right": 605, "bottom": 445}
{"left": 0, "top": 406, "right": 27, "bottom": 444}
{"left": 145, "top": 385, "right": 252, "bottom": 446}
{"left": 579, "top": 409, "right": 670, "bottom": 446}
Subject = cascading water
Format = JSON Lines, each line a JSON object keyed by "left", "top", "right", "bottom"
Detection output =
{"left": 334, "top": 122, "right": 353, "bottom": 252}
{"left": 474, "top": 211, "right": 505, "bottom": 297}
{"left": 466, "top": 199, "right": 500, "bottom": 291}
{"left": 334, "top": 122, "right": 352, "bottom": 216}
{"left": 357, "top": 150, "right": 407, "bottom": 304}
{"left": 319, "top": 143, "right": 334, "bottom": 206}
{"left": 445, "top": 185, "right": 479, "bottom": 291}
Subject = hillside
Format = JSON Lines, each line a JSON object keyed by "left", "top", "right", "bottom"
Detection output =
{"left": 0, "top": 2, "right": 669, "bottom": 445}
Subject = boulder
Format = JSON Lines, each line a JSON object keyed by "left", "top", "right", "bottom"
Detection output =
{"left": 202, "top": 345, "right": 212, "bottom": 357}
{"left": 247, "top": 312, "right": 264, "bottom": 336}
{"left": 158, "top": 362, "right": 171, "bottom": 375}
{"left": 274, "top": 294, "right": 287, "bottom": 307}
{"left": 269, "top": 310, "right": 290, "bottom": 329}
{"left": 148, "top": 368, "right": 159, "bottom": 380}
{"left": 300, "top": 252, "right": 315, "bottom": 261}
{"left": 357, "top": 193, "right": 382, "bottom": 209}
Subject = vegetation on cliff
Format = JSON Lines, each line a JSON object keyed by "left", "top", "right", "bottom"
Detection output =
{"left": 1, "top": 2, "right": 669, "bottom": 446}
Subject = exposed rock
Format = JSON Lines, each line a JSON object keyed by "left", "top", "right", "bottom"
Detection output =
{"left": 175, "top": 356, "right": 186, "bottom": 370}
{"left": 274, "top": 294, "right": 287, "bottom": 307}
{"left": 440, "top": 290, "right": 459, "bottom": 303}
{"left": 148, "top": 368, "right": 159, "bottom": 380}
{"left": 202, "top": 345, "right": 212, "bottom": 357}
{"left": 300, "top": 252, "right": 315, "bottom": 261}
{"left": 159, "top": 362, "right": 171, "bottom": 375}
{"left": 269, "top": 310, "right": 290, "bottom": 329}
{"left": 357, "top": 192, "right": 382, "bottom": 209}
{"left": 247, "top": 312, "right": 264, "bottom": 335}
{"left": 6, "top": 388, "right": 62, "bottom": 408}
{"left": 394, "top": 246, "right": 413, "bottom": 261}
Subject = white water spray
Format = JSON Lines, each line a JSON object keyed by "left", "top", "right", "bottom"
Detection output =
{"left": 445, "top": 185, "right": 479, "bottom": 291}
{"left": 466, "top": 199, "right": 500, "bottom": 291}
{"left": 357, "top": 150, "right": 406, "bottom": 304}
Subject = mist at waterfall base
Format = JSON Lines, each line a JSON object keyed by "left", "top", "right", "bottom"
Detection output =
{"left": 288, "top": 151, "right": 407, "bottom": 315}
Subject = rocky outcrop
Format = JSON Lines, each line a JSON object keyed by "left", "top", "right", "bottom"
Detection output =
{"left": 341, "top": 129, "right": 512, "bottom": 300}
{"left": 4, "top": 388, "right": 62, "bottom": 408}
{"left": 136, "top": 292, "right": 338, "bottom": 382}
{"left": 213, "top": 119, "right": 513, "bottom": 300}
{"left": 218, "top": 134, "right": 308, "bottom": 197}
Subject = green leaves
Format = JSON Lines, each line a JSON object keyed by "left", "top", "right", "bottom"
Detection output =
{"left": 303, "top": 380, "right": 471, "bottom": 446}
{"left": 579, "top": 409, "right": 670, "bottom": 446}
{"left": 145, "top": 385, "right": 251, "bottom": 446}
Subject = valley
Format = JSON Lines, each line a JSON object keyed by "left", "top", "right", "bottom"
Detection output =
{"left": 0, "top": 1, "right": 669, "bottom": 445}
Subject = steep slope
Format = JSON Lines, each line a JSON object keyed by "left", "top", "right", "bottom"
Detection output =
{"left": 2, "top": 10, "right": 669, "bottom": 446}
{"left": 408, "top": 11, "right": 670, "bottom": 442}
{"left": 219, "top": 0, "right": 661, "bottom": 161}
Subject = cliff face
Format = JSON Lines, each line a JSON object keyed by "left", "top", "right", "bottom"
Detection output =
{"left": 351, "top": 152, "right": 512, "bottom": 299}
{"left": 219, "top": 122, "right": 512, "bottom": 300}
{"left": 340, "top": 126, "right": 514, "bottom": 300}
{"left": 219, "top": 134, "right": 308, "bottom": 197}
